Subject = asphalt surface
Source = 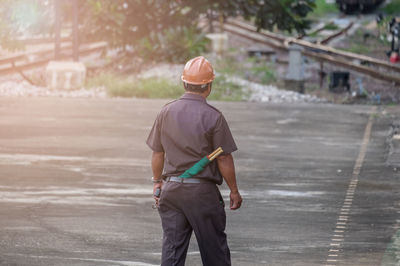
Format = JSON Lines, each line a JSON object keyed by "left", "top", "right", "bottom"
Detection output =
{"left": 0, "top": 97, "right": 399, "bottom": 266}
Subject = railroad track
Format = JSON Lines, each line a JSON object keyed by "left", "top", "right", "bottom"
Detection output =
{"left": 320, "top": 21, "right": 353, "bottom": 45}
{"left": 223, "top": 19, "right": 400, "bottom": 85}
{"left": 0, "top": 42, "right": 107, "bottom": 76}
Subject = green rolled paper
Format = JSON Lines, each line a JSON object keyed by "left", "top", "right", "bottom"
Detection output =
{"left": 179, "top": 147, "right": 223, "bottom": 178}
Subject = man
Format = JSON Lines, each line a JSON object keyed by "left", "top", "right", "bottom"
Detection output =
{"left": 146, "top": 56, "right": 242, "bottom": 266}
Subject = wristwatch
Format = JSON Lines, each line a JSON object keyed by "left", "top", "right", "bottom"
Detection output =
{"left": 152, "top": 176, "right": 163, "bottom": 183}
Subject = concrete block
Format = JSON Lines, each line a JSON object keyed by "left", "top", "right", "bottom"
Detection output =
{"left": 286, "top": 44, "right": 304, "bottom": 81}
{"left": 206, "top": 33, "right": 228, "bottom": 54}
{"left": 46, "top": 61, "right": 86, "bottom": 90}
{"left": 285, "top": 44, "right": 305, "bottom": 93}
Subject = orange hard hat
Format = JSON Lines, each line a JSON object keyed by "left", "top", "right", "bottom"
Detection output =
{"left": 181, "top": 56, "right": 215, "bottom": 85}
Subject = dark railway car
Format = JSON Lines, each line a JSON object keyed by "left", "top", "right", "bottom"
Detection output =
{"left": 336, "top": 0, "right": 385, "bottom": 13}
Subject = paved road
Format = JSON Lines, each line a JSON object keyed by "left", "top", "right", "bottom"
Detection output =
{"left": 0, "top": 97, "right": 398, "bottom": 266}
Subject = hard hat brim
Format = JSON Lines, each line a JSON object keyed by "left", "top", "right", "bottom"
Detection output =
{"left": 181, "top": 75, "right": 215, "bottom": 85}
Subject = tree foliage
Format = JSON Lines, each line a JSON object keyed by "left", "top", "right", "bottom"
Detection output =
{"left": 0, "top": 0, "right": 315, "bottom": 57}
{"left": 243, "top": 0, "right": 315, "bottom": 33}
{"left": 180, "top": 0, "right": 315, "bottom": 33}
{"left": 77, "top": 0, "right": 211, "bottom": 62}
{"left": 77, "top": 1, "right": 195, "bottom": 47}
{"left": 77, "top": 0, "right": 314, "bottom": 62}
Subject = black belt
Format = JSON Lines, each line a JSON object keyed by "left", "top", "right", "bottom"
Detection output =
{"left": 165, "top": 176, "right": 209, "bottom": 184}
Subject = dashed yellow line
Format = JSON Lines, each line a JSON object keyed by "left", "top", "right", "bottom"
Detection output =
{"left": 324, "top": 106, "right": 377, "bottom": 265}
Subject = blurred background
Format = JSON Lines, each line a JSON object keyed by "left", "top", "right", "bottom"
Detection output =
{"left": 0, "top": 2, "right": 400, "bottom": 265}
{"left": 0, "top": 0, "right": 399, "bottom": 104}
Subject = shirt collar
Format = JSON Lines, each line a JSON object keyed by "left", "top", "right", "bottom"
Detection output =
{"left": 180, "top": 92, "right": 207, "bottom": 103}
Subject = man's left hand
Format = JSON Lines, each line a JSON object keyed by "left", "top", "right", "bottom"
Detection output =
{"left": 230, "top": 191, "right": 242, "bottom": 210}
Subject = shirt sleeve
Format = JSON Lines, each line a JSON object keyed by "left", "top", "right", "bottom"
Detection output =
{"left": 146, "top": 112, "right": 164, "bottom": 152}
{"left": 212, "top": 114, "right": 237, "bottom": 155}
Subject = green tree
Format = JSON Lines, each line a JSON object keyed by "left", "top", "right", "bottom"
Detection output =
{"left": 244, "top": 0, "right": 315, "bottom": 34}
{"left": 181, "top": 0, "right": 315, "bottom": 34}
{"left": 77, "top": 0, "right": 314, "bottom": 61}
{"left": 77, "top": 0, "right": 316, "bottom": 46}
{"left": 78, "top": 1, "right": 194, "bottom": 48}
{"left": 77, "top": 0, "right": 210, "bottom": 62}
{"left": 0, "top": 0, "right": 315, "bottom": 56}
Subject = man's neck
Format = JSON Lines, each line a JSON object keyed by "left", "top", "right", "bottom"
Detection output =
{"left": 185, "top": 91, "right": 208, "bottom": 99}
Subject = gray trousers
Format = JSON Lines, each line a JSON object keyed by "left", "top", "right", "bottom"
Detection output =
{"left": 158, "top": 181, "right": 231, "bottom": 266}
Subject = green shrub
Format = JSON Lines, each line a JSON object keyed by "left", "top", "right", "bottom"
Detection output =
{"left": 209, "top": 75, "right": 249, "bottom": 101}
{"left": 343, "top": 43, "right": 370, "bottom": 54}
{"left": 108, "top": 78, "right": 182, "bottom": 98}
{"left": 323, "top": 23, "right": 339, "bottom": 31}
{"left": 308, "top": 0, "right": 339, "bottom": 17}
{"left": 307, "top": 22, "right": 339, "bottom": 38}
{"left": 215, "top": 55, "right": 276, "bottom": 85}
{"left": 86, "top": 73, "right": 182, "bottom": 98}
{"left": 215, "top": 56, "right": 242, "bottom": 76}
{"left": 250, "top": 63, "right": 276, "bottom": 84}
{"left": 382, "top": 0, "right": 400, "bottom": 15}
{"left": 86, "top": 72, "right": 248, "bottom": 101}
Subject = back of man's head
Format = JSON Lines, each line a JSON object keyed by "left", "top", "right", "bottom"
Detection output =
{"left": 183, "top": 82, "right": 210, "bottom": 93}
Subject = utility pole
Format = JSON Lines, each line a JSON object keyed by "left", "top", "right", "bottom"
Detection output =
{"left": 54, "top": 0, "right": 61, "bottom": 60}
{"left": 72, "top": 0, "right": 79, "bottom": 61}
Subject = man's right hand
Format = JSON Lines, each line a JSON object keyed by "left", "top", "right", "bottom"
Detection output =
{"left": 230, "top": 191, "right": 242, "bottom": 210}
{"left": 153, "top": 183, "right": 162, "bottom": 200}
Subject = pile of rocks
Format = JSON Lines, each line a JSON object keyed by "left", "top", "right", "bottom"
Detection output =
{"left": 0, "top": 63, "right": 325, "bottom": 103}
{"left": 230, "top": 77, "right": 325, "bottom": 103}
{"left": 0, "top": 80, "right": 106, "bottom": 98}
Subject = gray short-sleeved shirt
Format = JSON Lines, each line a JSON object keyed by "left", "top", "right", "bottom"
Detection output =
{"left": 146, "top": 93, "right": 237, "bottom": 185}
